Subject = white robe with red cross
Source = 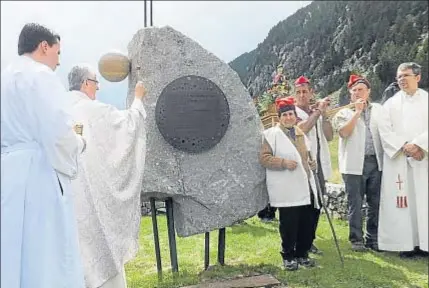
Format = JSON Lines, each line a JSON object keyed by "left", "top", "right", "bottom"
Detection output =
{"left": 377, "top": 89, "right": 428, "bottom": 252}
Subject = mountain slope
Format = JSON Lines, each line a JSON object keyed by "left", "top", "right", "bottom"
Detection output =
{"left": 229, "top": 1, "right": 428, "bottom": 104}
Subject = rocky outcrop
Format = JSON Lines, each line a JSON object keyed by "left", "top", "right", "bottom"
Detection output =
{"left": 229, "top": 1, "right": 428, "bottom": 103}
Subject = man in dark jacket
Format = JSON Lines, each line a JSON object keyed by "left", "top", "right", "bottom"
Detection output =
{"left": 380, "top": 82, "right": 400, "bottom": 104}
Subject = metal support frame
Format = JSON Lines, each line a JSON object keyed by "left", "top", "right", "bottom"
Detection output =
{"left": 150, "top": 196, "right": 228, "bottom": 274}
{"left": 204, "top": 232, "right": 210, "bottom": 270}
{"left": 144, "top": 0, "right": 153, "bottom": 27}
{"left": 150, "top": 198, "right": 162, "bottom": 279}
{"left": 150, "top": 197, "right": 179, "bottom": 277}
{"left": 203, "top": 227, "right": 226, "bottom": 270}
{"left": 218, "top": 228, "right": 226, "bottom": 265}
{"left": 165, "top": 198, "right": 178, "bottom": 272}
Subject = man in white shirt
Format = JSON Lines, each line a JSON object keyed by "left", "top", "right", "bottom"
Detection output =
{"left": 332, "top": 75, "right": 384, "bottom": 251}
{"left": 67, "top": 64, "right": 147, "bottom": 288}
{"left": 377, "top": 62, "right": 428, "bottom": 257}
{"left": 294, "top": 76, "right": 333, "bottom": 255}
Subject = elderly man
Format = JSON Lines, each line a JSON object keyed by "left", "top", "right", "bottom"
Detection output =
{"left": 1, "top": 23, "right": 86, "bottom": 288}
{"left": 294, "top": 76, "right": 333, "bottom": 255}
{"left": 332, "top": 75, "right": 384, "bottom": 252}
{"left": 67, "top": 64, "right": 147, "bottom": 288}
{"left": 260, "top": 97, "right": 319, "bottom": 271}
{"left": 377, "top": 62, "right": 428, "bottom": 257}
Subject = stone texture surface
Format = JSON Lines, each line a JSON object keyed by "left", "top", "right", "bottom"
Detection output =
{"left": 324, "top": 183, "right": 347, "bottom": 220}
{"left": 142, "top": 182, "right": 370, "bottom": 224}
{"left": 127, "top": 26, "right": 268, "bottom": 237}
{"left": 324, "top": 183, "right": 367, "bottom": 220}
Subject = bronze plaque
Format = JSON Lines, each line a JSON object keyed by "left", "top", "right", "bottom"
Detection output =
{"left": 155, "top": 75, "right": 230, "bottom": 153}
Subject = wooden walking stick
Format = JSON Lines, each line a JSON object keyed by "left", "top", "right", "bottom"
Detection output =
{"left": 308, "top": 151, "right": 345, "bottom": 267}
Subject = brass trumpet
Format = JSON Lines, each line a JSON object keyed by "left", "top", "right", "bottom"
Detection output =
{"left": 324, "top": 103, "right": 356, "bottom": 119}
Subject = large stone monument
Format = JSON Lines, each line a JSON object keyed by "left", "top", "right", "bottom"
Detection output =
{"left": 100, "top": 26, "right": 268, "bottom": 237}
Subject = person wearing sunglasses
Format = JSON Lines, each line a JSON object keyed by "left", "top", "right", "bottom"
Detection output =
{"left": 66, "top": 64, "right": 147, "bottom": 288}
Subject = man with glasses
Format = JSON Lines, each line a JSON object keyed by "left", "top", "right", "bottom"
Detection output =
{"left": 67, "top": 64, "right": 147, "bottom": 288}
{"left": 377, "top": 62, "right": 428, "bottom": 257}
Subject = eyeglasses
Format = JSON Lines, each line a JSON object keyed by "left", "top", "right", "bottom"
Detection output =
{"left": 396, "top": 74, "right": 417, "bottom": 80}
{"left": 86, "top": 78, "right": 99, "bottom": 84}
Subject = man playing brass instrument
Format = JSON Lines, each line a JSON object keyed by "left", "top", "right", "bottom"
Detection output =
{"left": 332, "top": 75, "right": 384, "bottom": 252}
{"left": 294, "top": 76, "right": 333, "bottom": 255}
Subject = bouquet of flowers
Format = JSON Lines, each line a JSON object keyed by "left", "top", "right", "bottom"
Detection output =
{"left": 256, "top": 64, "right": 291, "bottom": 116}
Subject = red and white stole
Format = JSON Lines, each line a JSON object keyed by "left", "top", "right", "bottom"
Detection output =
{"left": 395, "top": 173, "right": 408, "bottom": 208}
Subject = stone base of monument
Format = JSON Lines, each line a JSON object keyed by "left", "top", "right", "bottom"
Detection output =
{"left": 181, "top": 274, "right": 283, "bottom": 288}
{"left": 148, "top": 197, "right": 227, "bottom": 278}
{"left": 149, "top": 197, "right": 179, "bottom": 278}
{"left": 203, "top": 229, "right": 226, "bottom": 271}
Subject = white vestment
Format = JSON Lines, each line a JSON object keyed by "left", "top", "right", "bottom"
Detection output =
{"left": 296, "top": 107, "right": 332, "bottom": 180}
{"left": 377, "top": 89, "right": 428, "bottom": 252}
{"left": 263, "top": 125, "right": 319, "bottom": 208}
{"left": 1, "top": 56, "right": 86, "bottom": 288}
{"left": 68, "top": 91, "right": 147, "bottom": 288}
{"left": 99, "top": 267, "right": 126, "bottom": 288}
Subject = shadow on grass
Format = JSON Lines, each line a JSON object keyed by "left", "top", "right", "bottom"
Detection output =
{"left": 131, "top": 235, "right": 427, "bottom": 288}
{"left": 229, "top": 219, "right": 279, "bottom": 237}
{"left": 129, "top": 256, "right": 423, "bottom": 288}
{"left": 311, "top": 237, "right": 428, "bottom": 288}
{"left": 128, "top": 263, "right": 285, "bottom": 288}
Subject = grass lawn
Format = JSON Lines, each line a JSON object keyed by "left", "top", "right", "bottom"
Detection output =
{"left": 126, "top": 134, "right": 427, "bottom": 287}
{"left": 126, "top": 215, "right": 428, "bottom": 288}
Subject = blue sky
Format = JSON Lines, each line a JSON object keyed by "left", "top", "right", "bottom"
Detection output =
{"left": 1, "top": 1, "right": 311, "bottom": 109}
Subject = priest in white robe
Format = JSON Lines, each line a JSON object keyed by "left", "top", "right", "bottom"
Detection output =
{"left": 377, "top": 62, "right": 428, "bottom": 255}
{"left": 67, "top": 64, "right": 147, "bottom": 288}
{"left": 1, "top": 23, "right": 86, "bottom": 288}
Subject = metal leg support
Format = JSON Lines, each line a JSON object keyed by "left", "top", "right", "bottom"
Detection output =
{"left": 150, "top": 198, "right": 162, "bottom": 279}
{"left": 204, "top": 232, "right": 210, "bottom": 270}
{"left": 165, "top": 197, "right": 179, "bottom": 273}
{"left": 217, "top": 228, "right": 226, "bottom": 266}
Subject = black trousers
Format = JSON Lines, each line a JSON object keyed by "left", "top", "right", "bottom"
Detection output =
{"left": 279, "top": 194, "right": 315, "bottom": 261}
